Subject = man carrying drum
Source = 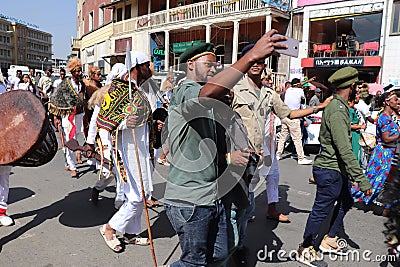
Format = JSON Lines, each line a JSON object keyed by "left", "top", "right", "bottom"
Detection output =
{"left": 49, "top": 58, "right": 87, "bottom": 178}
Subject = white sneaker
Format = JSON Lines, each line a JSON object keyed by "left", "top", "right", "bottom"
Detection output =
{"left": 0, "top": 215, "right": 13, "bottom": 226}
{"left": 157, "top": 158, "right": 170, "bottom": 167}
{"left": 276, "top": 155, "right": 282, "bottom": 161}
{"left": 298, "top": 158, "right": 313, "bottom": 165}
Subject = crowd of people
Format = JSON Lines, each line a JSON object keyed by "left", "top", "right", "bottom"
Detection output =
{"left": 0, "top": 28, "right": 399, "bottom": 267}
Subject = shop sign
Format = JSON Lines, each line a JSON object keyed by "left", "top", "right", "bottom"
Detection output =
{"left": 153, "top": 48, "right": 165, "bottom": 56}
{"left": 314, "top": 57, "right": 364, "bottom": 67}
{"left": 310, "top": 2, "right": 384, "bottom": 18}
{"left": 172, "top": 40, "right": 203, "bottom": 53}
{"left": 0, "top": 13, "right": 39, "bottom": 29}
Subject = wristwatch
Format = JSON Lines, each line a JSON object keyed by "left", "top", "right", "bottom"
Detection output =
{"left": 313, "top": 106, "right": 318, "bottom": 114}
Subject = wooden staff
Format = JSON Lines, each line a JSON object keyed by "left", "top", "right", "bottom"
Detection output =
{"left": 125, "top": 43, "right": 157, "bottom": 267}
{"left": 131, "top": 122, "right": 157, "bottom": 267}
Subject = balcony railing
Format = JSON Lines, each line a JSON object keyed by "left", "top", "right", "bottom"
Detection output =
{"left": 113, "top": 0, "right": 289, "bottom": 33}
{"left": 71, "top": 38, "right": 81, "bottom": 50}
{"left": 311, "top": 41, "right": 380, "bottom": 58}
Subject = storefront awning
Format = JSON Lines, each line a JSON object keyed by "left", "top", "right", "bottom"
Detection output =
{"left": 102, "top": 53, "right": 126, "bottom": 65}
{"left": 301, "top": 56, "right": 382, "bottom": 68}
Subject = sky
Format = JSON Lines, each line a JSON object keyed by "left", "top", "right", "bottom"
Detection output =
{"left": 1, "top": 1, "right": 77, "bottom": 59}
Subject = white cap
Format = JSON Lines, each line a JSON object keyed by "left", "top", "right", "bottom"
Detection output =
{"left": 130, "top": 51, "right": 150, "bottom": 69}
{"left": 105, "top": 63, "right": 127, "bottom": 85}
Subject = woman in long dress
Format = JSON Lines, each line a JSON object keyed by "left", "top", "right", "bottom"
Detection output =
{"left": 351, "top": 91, "right": 399, "bottom": 204}
{"left": 349, "top": 97, "right": 366, "bottom": 165}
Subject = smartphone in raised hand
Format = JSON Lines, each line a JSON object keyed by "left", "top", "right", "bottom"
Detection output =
{"left": 272, "top": 34, "right": 300, "bottom": 58}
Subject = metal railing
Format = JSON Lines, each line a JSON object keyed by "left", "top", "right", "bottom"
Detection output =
{"left": 271, "top": 72, "right": 288, "bottom": 91}
{"left": 124, "top": 0, "right": 290, "bottom": 30}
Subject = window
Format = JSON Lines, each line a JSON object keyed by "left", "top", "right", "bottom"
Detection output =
{"left": 125, "top": 4, "right": 132, "bottom": 20}
{"left": 293, "top": 13, "right": 303, "bottom": 40}
{"left": 89, "top": 11, "right": 94, "bottom": 32}
{"left": 117, "top": 8, "right": 123, "bottom": 22}
{"left": 99, "top": 8, "right": 104, "bottom": 26}
{"left": 391, "top": 0, "right": 400, "bottom": 34}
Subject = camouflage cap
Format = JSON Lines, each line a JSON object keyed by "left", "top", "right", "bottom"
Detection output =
{"left": 179, "top": 42, "right": 215, "bottom": 64}
{"left": 328, "top": 67, "right": 359, "bottom": 89}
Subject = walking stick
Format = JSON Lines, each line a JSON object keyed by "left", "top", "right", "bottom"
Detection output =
{"left": 131, "top": 125, "right": 157, "bottom": 267}
{"left": 125, "top": 43, "right": 157, "bottom": 267}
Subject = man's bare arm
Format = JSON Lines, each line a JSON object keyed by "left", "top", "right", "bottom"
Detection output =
{"left": 199, "top": 30, "right": 287, "bottom": 100}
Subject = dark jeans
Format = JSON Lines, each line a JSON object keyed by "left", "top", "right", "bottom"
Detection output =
{"left": 302, "top": 167, "right": 354, "bottom": 247}
{"left": 239, "top": 191, "right": 255, "bottom": 247}
{"left": 165, "top": 202, "right": 228, "bottom": 267}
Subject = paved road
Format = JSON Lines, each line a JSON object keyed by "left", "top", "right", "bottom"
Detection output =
{"left": 0, "top": 144, "right": 396, "bottom": 267}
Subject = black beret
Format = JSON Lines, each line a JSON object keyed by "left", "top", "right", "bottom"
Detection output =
{"left": 179, "top": 42, "right": 215, "bottom": 64}
{"left": 241, "top": 44, "right": 255, "bottom": 57}
{"left": 328, "top": 67, "right": 358, "bottom": 89}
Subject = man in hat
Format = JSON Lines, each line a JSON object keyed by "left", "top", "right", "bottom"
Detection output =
{"left": 97, "top": 51, "right": 154, "bottom": 252}
{"left": 296, "top": 67, "right": 372, "bottom": 267}
{"left": 49, "top": 58, "right": 87, "bottom": 177}
{"left": 164, "top": 30, "right": 290, "bottom": 266}
{"left": 309, "top": 88, "right": 322, "bottom": 107}
{"left": 231, "top": 45, "right": 332, "bottom": 264}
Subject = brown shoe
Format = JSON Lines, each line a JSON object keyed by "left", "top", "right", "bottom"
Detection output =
{"left": 64, "top": 166, "right": 70, "bottom": 171}
{"left": 266, "top": 212, "right": 291, "bottom": 223}
{"left": 266, "top": 203, "right": 291, "bottom": 223}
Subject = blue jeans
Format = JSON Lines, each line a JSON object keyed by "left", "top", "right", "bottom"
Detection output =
{"left": 165, "top": 202, "right": 228, "bottom": 267}
{"left": 302, "top": 167, "right": 354, "bottom": 247}
{"left": 238, "top": 191, "right": 255, "bottom": 247}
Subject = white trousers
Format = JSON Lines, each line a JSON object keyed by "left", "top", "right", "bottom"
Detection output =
{"left": 0, "top": 166, "right": 12, "bottom": 210}
{"left": 109, "top": 200, "right": 144, "bottom": 234}
{"left": 62, "top": 113, "right": 83, "bottom": 171}
{"left": 94, "top": 171, "right": 125, "bottom": 209}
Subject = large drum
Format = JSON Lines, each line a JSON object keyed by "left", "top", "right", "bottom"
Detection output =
{"left": 0, "top": 90, "right": 58, "bottom": 167}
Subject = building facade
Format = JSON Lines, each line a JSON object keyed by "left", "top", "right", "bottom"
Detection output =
{"left": 73, "top": 0, "right": 399, "bottom": 86}
{"left": 72, "top": 0, "right": 291, "bottom": 79}
{"left": 291, "top": 0, "right": 399, "bottom": 85}
{"left": 0, "top": 16, "right": 52, "bottom": 70}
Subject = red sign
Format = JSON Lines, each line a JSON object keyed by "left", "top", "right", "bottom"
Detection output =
{"left": 301, "top": 56, "right": 382, "bottom": 68}
{"left": 297, "top": 0, "right": 344, "bottom": 7}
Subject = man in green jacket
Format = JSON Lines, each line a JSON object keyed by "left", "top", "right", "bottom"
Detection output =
{"left": 297, "top": 67, "right": 372, "bottom": 267}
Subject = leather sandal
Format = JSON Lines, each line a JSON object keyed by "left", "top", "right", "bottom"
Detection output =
{"left": 123, "top": 235, "right": 150, "bottom": 246}
{"left": 146, "top": 199, "right": 160, "bottom": 207}
{"left": 99, "top": 225, "right": 123, "bottom": 253}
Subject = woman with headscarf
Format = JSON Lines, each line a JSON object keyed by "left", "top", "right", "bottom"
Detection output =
{"left": 352, "top": 90, "right": 400, "bottom": 205}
